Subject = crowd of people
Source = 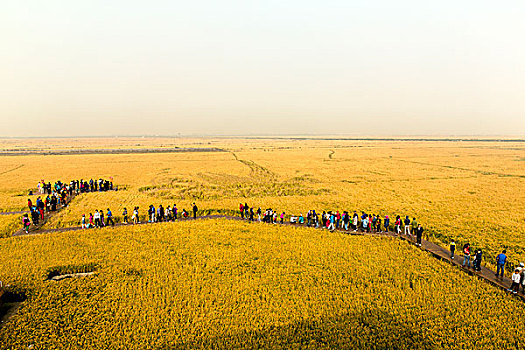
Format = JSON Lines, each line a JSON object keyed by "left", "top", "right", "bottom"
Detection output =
{"left": 35, "top": 178, "right": 115, "bottom": 195}
{"left": 22, "top": 178, "right": 115, "bottom": 232}
{"left": 23, "top": 180, "right": 74, "bottom": 232}
{"left": 80, "top": 203, "right": 199, "bottom": 229}
{"left": 239, "top": 203, "right": 426, "bottom": 245}
{"left": 239, "top": 202, "right": 524, "bottom": 295}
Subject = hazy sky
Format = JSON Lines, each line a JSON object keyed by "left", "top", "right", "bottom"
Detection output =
{"left": 1, "top": 1, "right": 524, "bottom": 137}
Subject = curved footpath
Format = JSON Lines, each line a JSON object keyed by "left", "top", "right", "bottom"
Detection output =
{"left": 11, "top": 214, "right": 524, "bottom": 301}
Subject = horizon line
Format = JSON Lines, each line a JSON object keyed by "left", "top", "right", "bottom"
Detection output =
{"left": 1, "top": 134, "right": 525, "bottom": 142}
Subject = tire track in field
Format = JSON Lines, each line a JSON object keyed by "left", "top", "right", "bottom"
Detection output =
{"left": 395, "top": 159, "right": 525, "bottom": 178}
{"left": 341, "top": 175, "right": 477, "bottom": 184}
{"left": 0, "top": 164, "right": 24, "bottom": 175}
{"left": 229, "top": 151, "right": 276, "bottom": 179}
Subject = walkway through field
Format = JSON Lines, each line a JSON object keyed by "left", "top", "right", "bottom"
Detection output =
{"left": 11, "top": 214, "right": 524, "bottom": 301}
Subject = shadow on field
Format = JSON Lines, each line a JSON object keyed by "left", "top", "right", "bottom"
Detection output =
{"left": 168, "top": 310, "right": 436, "bottom": 350}
{"left": 0, "top": 288, "right": 27, "bottom": 328}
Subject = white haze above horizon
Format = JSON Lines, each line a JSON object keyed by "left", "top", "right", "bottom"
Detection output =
{"left": 1, "top": 0, "right": 524, "bottom": 137}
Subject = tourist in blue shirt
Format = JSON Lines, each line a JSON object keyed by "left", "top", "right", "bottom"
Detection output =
{"left": 106, "top": 208, "right": 114, "bottom": 226}
{"left": 327, "top": 213, "right": 335, "bottom": 231}
{"left": 496, "top": 250, "right": 507, "bottom": 278}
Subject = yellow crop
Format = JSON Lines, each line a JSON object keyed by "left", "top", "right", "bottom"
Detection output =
{"left": 0, "top": 137, "right": 524, "bottom": 348}
{"left": 0, "top": 214, "right": 20, "bottom": 238}
{"left": 1, "top": 138, "right": 522, "bottom": 266}
{"left": 0, "top": 219, "right": 524, "bottom": 349}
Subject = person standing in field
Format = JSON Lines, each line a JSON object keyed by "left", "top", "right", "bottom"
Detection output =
{"left": 192, "top": 203, "right": 198, "bottom": 219}
{"left": 384, "top": 215, "right": 390, "bottom": 232}
{"left": 173, "top": 204, "right": 178, "bottom": 220}
{"left": 38, "top": 202, "right": 44, "bottom": 221}
{"left": 496, "top": 250, "right": 507, "bottom": 278}
{"left": 30, "top": 208, "right": 39, "bottom": 226}
{"left": 508, "top": 268, "right": 521, "bottom": 294}
{"left": 352, "top": 213, "right": 358, "bottom": 231}
{"left": 280, "top": 212, "right": 285, "bottom": 224}
{"left": 244, "top": 203, "right": 249, "bottom": 219}
{"left": 473, "top": 249, "right": 482, "bottom": 271}
{"left": 99, "top": 209, "right": 105, "bottom": 227}
{"left": 411, "top": 218, "right": 418, "bottom": 235}
{"left": 450, "top": 240, "right": 456, "bottom": 259}
{"left": 327, "top": 213, "right": 335, "bottom": 231}
{"left": 462, "top": 243, "right": 471, "bottom": 268}
{"left": 520, "top": 263, "right": 525, "bottom": 293}
{"left": 81, "top": 214, "right": 86, "bottom": 229}
{"left": 415, "top": 224, "right": 424, "bottom": 246}
{"left": 22, "top": 214, "right": 31, "bottom": 233}
{"left": 103, "top": 208, "right": 109, "bottom": 226}
{"left": 395, "top": 216, "right": 401, "bottom": 234}
{"left": 158, "top": 205, "right": 164, "bottom": 222}
{"left": 404, "top": 216, "right": 411, "bottom": 235}
{"left": 94, "top": 210, "right": 101, "bottom": 228}
{"left": 132, "top": 207, "right": 139, "bottom": 224}
{"left": 106, "top": 208, "right": 114, "bottom": 226}
{"left": 166, "top": 205, "right": 172, "bottom": 221}
{"left": 148, "top": 204, "right": 157, "bottom": 222}
{"left": 362, "top": 215, "right": 369, "bottom": 232}
{"left": 239, "top": 203, "right": 244, "bottom": 219}
{"left": 122, "top": 207, "right": 128, "bottom": 224}
{"left": 257, "top": 207, "right": 261, "bottom": 222}
{"left": 376, "top": 217, "right": 382, "bottom": 232}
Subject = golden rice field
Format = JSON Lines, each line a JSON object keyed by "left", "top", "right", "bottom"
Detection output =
{"left": 1, "top": 219, "right": 525, "bottom": 349}
{"left": 0, "top": 137, "right": 524, "bottom": 348}
{"left": 1, "top": 137, "right": 523, "bottom": 267}
{"left": 0, "top": 215, "right": 19, "bottom": 239}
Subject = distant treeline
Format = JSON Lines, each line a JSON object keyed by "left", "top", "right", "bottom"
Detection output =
{"left": 0, "top": 147, "right": 226, "bottom": 156}
{"left": 245, "top": 137, "right": 525, "bottom": 142}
